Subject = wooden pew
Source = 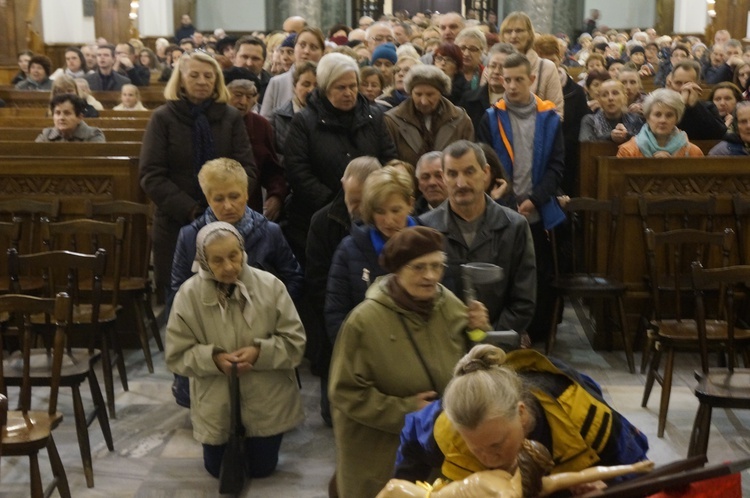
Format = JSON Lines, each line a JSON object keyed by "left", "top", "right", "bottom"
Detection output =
{"left": 579, "top": 140, "right": 719, "bottom": 198}
{"left": 0, "top": 141, "right": 141, "bottom": 157}
{"left": 0, "top": 86, "right": 167, "bottom": 110}
{"left": 0, "top": 117, "right": 150, "bottom": 129}
{"left": 596, "top": 156, "right": 749, "bottom": 285}
{"left": 0, "top": 128, "right": 145, "bottom": 142}
{"left": 0, "top": 108, "right": 153, "bottom": 118}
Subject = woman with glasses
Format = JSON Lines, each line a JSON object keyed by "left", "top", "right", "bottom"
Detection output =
{"left": 500, "top": 11, "right": 564, "bottom": 117}
{"left": 329, "top": 225, "right": 491, "bottom": 498}
{"left": 455, "top": 27, "right": 487, "bottom": 91}
{"left": 432, "top": 42, "right": 467, "bottom": 104}
{"left": 376, "top": 55, "right": 422, "bottom": 109}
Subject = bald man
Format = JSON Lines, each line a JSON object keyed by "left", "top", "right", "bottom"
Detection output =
{"left": 283, "top": 16, "right": 306, "bottom": 34}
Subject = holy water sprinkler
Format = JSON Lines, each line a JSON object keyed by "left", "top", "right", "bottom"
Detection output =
{"left": 460, "top": 262, "right": 520, "bottom": 349}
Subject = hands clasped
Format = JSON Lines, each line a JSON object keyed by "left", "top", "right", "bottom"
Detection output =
{"left": 213, "top": 346, "right": 260, "bottom": 376}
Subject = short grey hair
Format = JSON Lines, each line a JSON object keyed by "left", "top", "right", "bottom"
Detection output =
{"left": 316, "top": 52, "right": 359, "bottom": 94}
{"left": 643, "top": 88, "right": 686, "bottom": 123}
{"left": 404, "top": 64, "right": 451, "bottom": 96}
{"left": 226, "top": 79, "right": 257, "bottom": 94}
{"left": 415, "top": 151, "right": 443, "bottom": 176}
{"left": 456, "top": 27, "right": 487, "bottom": 52}
{"left": 489, "top": 42, "right": 515, "bottom": 57}
{"left": 365, "top": 22, "right": 394, "bottom": 40}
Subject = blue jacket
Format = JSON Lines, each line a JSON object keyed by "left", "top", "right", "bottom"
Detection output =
{"left": 478, "top": 96, "right": 566, "bottom": 230}
{"left": 324, "top": 218, "right": 416, "bottom": 342}
{"left": 708, "top": 135, "right": 749, "bottom": 156}
{"left": 170, "top": 207, "right": 304, "bottom": 302}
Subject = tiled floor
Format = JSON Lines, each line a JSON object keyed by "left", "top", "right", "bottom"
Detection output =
{"left": 1, "top": 300, "right": 749, "bottom": 497}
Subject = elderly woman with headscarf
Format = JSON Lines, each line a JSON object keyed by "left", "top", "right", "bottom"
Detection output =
{"left": 617, "top": 88, "right": 704, "bottom": 157}
{"left": 329, "top": 226, "right": 490, "bottom": 498}
{"left": 283, "top": 52, "right": 397, "bottom": 264}
{"left": 139, "top": 51, "right": 256, "bottom": 295}
{"left": 166, "top": 221, "right": 305, "bottom": 480}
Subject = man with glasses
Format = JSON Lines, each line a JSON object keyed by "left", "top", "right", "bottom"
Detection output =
{"left": 366, "top": 22, "right": 396, "bottom": 53}
{"left": 419, "top": 139, "right": 536, "bottom": 338}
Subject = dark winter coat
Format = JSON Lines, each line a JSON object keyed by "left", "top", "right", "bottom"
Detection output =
{"left": 139, "top": 98, "right": 256, "bottom": 290}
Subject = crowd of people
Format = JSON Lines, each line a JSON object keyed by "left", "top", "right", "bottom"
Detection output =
{"left": 8, "top": 8, "right": 750, "bottom": 497}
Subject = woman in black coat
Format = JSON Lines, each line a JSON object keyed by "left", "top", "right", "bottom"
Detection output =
{"left": 139, "top": 51, "right": 256, "bottom": 295}
{"left": 284, "top": 52, "right": 397, "bottom": 265}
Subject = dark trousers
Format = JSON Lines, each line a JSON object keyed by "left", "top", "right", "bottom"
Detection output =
{"left": 203, "top": 433, "right": 284, "bottom": 479}
{"left": 527, "top": 220, "right": 556, "bottom": 343}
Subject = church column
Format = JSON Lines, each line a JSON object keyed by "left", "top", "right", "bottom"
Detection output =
{"left": 266, "top": 0, "right": 348, "bottom": 33}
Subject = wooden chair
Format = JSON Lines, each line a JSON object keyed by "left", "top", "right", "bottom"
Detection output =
{"left": 39, "top": 219, "right": 127, "bottom": 419}
{"left": 637, "top": 195, "right": 717, "bottom": 373}
{"left": 0, "top": 218, "right": 21, "bottom": 293}
{"left": 687, "top": 262, "right": 750, "bottom": 458}
{"left": 86, "top": 200, "right": 162, "bottom": 373}
{"left": 0, "top": 199, "right": 60, "bottom": 294}
{"left": 641, "top": 228, "right": 750, "bottom": 437}
{"left": 548, "top": 197, "right": 634, "bottom": 372}
{"left": 6, "top": 248, "right": 115, "bottom": 488}
{"left": 0, "top": 292, "right": 71, "bottom": 498}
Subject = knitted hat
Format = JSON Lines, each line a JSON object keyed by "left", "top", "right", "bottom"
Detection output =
{"left": 629, "top": 45, "right": 645, "bottom": 55}
{"left": 371, "top": 42, "right": 398, "bottom": 65}
{"left": 404, "top": 64, "right": 452, "bottom": 96}
{"left": 281, "top": 33, "right": 297, "bottom": 49}
{"left": 379, "top": 226, "right": 445, "bottom": 273}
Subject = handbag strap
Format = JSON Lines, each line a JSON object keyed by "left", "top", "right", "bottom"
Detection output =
{"left": 397, "top": 314, "right": 439, "bottom": 394}
{"left": 228, "top": 362, "right": 245, "bottom": 437}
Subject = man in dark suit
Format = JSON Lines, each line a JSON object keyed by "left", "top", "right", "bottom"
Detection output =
{"left": 84, "top": 44, "right": 131, "bottom": 91}
{"left": 114, "top": 43, "right": 150, "bottom": 87}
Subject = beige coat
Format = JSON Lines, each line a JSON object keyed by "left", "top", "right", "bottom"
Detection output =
{"left": 329, "top": 275, "right": 469, "bottom": 498}
{"left": 527, "top": 49, "right": 565, "bottom": 119}
{"left": 166, "top": 266, "right": 305, "bottom": 444}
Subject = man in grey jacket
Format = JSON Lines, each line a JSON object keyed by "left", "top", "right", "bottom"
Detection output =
{"left": 419, "top": 140, "right": 536, "bottom": 339}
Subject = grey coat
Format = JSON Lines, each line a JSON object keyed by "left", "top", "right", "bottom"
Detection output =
{"left": 419, "top": 196, "right": 537, "bottom": 332}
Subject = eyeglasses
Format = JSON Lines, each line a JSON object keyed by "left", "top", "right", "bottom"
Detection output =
{"left": 405, "top": 262, "right": 447, "bottom": 274}
{"left": 434, "top": 56, "right": 457, "bottom": 65}
{"left": 370, "top": 35, "right": 395, "bottom": 43}
{"left": 458, "top": 45, "right": 482, "bottom": 54}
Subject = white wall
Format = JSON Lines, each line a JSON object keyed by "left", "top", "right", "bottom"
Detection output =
{"left": 196, "top": 0, "right": 266, "bottom": 32}
{"left": 584, "top": 0, "right": 655, "bottom": 30}
{"left": 41, "top": 0, "right": 95, "bottom": 43}
{"left": 674, "top": 0, "right": 706, "bottom": 33}
{"left": 139, "top": 0, "right": 174, "bottom": 37}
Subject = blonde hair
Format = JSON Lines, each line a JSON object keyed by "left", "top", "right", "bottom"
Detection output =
{"left": 443, "top": 345, "right": 524, "bottom": 429}
{"left": 500, "top": 12, "right": 535, "bottom": 53}
{"left": 50, "top": 75, "right": 81, "bottom": 99}
{"left": 164, "top": 51, "right": 230, "bottom": 103}
{"left": 121, "top": 83, "right": 141, "bottom": 101}
{"left": 197, "top": 158, "right": 248, "bottom": 197}
{"left": 360, "top": 166, "right": 414, "bottom": 225}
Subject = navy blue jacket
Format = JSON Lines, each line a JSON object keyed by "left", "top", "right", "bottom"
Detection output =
{"left": 169, "top": 207, "right": 303, "bottom": 302}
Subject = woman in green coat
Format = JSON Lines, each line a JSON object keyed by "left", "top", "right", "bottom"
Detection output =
{"left": 329, "top": 226, "right": 491, "bottom": 498}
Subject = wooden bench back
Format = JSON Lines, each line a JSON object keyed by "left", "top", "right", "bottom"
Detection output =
{"left": 0, "top": 117, "right": 150, "bottom": 129}
{"left": 0, "top": 141, "right": 141, "bottom": 157}
{"left": 0, "top": 127, "right": 145, "bottom": 142}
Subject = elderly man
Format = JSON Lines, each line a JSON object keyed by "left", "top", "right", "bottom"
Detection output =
{"left": 366, "top": 22, "right": 395, "bottom": 53}
{"left": 419, "top": 139, "right": 536, "bottom": 337}
{"left": 667, "top": 59, "right": 727, "bottom": 139}
{"left": 393, "top": 21, "right": 412, "bottom": 46}
{"left": 384, "top": 64, "right": 474, "bottom": 166}
{"left": 80, "top": 44, "right": 97, "bottom": 70}
{"left": 283, "top": 16, "right": 306, "bottom": 34}
{"left": 227, "top": 79, "right": 288, "bottom": 221}
{"left": 703, "top": 43, "right": 733, "bottom": 84}
{"left": 234, "top": 36, "right": 272, "bottom": 103}
{"left": 414, "top": 151, "right": 448, "bottom": 215}
{"left": 84, "top": 44, "right": 131, "bottom": 91}
{"left": 305, "top": 157, "right": 381, "bottom": 427}
{"left": 114, "top": 42, "right": 150, "bottom": 86}
{"left": 358, "top": 15, "right": 375, "bottom": 30}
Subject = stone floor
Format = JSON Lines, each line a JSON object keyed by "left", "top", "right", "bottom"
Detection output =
{"left": 1, "top": 300, "right": 749, "bottom": 497}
